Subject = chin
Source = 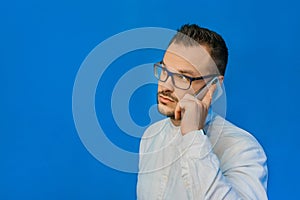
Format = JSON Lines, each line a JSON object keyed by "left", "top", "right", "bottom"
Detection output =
{"left": 157, "top": 103, "right": 175, "bottom": 118}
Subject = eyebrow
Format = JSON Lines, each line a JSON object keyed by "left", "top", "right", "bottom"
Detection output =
{"left": 161, "top": 60, "right": 197, "bottom": 76}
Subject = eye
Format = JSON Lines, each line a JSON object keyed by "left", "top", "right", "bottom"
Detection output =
{"left": 175, "top": 74, "right": 189, "bottom": 82}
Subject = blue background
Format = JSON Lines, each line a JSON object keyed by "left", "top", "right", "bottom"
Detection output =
{"left": 1, "top": 0, "right": 299, "bottom": 199}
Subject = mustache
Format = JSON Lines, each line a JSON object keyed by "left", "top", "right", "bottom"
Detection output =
{"left": 157, "top": 91, "right": 178, "bottom": 102}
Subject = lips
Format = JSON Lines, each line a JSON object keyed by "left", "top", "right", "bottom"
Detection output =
{"left": 159, "top": 95, "right": 175, "bottom": 104}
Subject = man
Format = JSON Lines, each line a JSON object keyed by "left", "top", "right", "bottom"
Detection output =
{"left": 137, "top": 24, "right": 268, "bottom": 199}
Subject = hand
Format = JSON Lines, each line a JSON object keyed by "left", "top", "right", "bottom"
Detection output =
{"left": 174, "top": 84, "right": 217, "bottom": 135}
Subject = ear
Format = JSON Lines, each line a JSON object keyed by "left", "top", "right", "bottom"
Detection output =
{"left": 218, "top": 76, "right": 224, "bottom": 85}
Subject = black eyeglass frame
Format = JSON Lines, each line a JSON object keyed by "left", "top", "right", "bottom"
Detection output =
{"left": 153, "top": 61, "right": 218, "bottom": 90}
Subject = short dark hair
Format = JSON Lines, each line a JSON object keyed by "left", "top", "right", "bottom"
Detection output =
{"left": 170, "top": 24, "right": 228, "bottom": 75}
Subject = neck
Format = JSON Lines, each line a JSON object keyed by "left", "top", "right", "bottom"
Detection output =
{"left": 170, "top": 118, "right": 181, "bottom": 126}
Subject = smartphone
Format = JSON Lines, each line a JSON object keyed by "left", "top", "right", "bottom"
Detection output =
{"left": 194, "top": 77, "right": 223, "bottom": 104}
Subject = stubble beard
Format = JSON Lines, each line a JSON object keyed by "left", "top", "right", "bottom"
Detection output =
{"left": 157, "top": 103, "right": 175, "bottom": 119}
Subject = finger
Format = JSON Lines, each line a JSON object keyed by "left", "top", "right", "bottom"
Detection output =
{"left": 174, "top": 97, "right": 193, "bottom": 120}
{"left": 202, "top": 83, "right": 217, "bottom": 108}
{"left": 174, "top": 102, "right": 182, "bottom": 120}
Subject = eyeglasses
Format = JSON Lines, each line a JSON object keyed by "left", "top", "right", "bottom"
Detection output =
{"left": 154, "top": 62, "right": 218, "bottom": 90}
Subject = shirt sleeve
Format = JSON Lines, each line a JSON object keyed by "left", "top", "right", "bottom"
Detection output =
{"left": 176, "top": 130, "right": 268, "bottom": 200}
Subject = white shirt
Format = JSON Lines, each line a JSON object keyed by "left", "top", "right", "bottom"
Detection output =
{"left": 137, "top": 115, "right": 268, "bottom": 200}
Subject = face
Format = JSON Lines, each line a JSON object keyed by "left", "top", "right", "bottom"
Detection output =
{"left": 157, "top": 42, "right": 219, "bottom": 118}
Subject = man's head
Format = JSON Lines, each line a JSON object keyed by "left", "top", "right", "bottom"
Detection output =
{"left": 156, "top": 24, "right": 228, "bottom": 119}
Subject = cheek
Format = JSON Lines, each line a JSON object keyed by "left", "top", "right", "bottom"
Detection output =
{"left": 174, "top": 90, "right": 185, "bottom": 100}
{"left": 191, "top": 82, "right": 206, "bottom": 94}
{"left": 174, "top": 89, "right": 194, "bottom": 100}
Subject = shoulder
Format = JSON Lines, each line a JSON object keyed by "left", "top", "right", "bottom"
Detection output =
{"left": 211, "top": 115, "right": 262, "bottom": 145}
{"left": 209, "top": 115, "right": 267, "bottom": 161}
{"left": 224, "top": 119, "right": 263, "bottom": 149}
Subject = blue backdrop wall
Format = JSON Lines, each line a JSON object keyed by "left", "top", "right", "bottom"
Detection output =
{"left": 1, "top": 0, "right": 300, "bottom": 199}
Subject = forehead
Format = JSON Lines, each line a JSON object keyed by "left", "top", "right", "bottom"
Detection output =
{"left": 163, "top": 43, "right": 217, "bottom": 75}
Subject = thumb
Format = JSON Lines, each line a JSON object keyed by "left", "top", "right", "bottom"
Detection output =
{"left": 174, "top": 102, "right": 182, "bottom": 120}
